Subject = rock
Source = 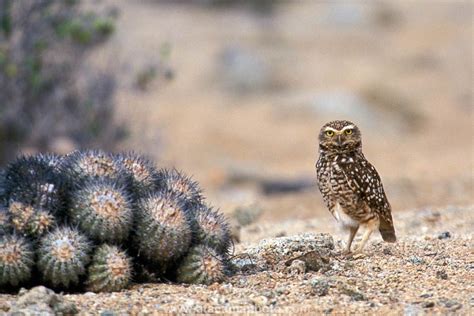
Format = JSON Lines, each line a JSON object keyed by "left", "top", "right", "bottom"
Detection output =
{"left": 241, "top": 233, "right": 334, "bottom": 271}
{"left": 437, "top": 232, "right": 451, "bottom": 240}
{"left": 421, "top": 301, "right": 435, "bottom": 308}
{"left": 382, "top": 248, "right": 392, "bottom": 255}
{"left": 286, "top": 250, "right": 331, "bottom": 272}
{"left": 339, "top": 285, "right": 366, "bottom": 301}
{"left": 439, "top": 298, "right": 463, "bottom": 311}
{"left": 287, "top": 259, "right": 306, "bottom": 274}
{"left": 9, "top": 286, "right": 78, "bottom": 315}
{"left": 407, "top": 256, "right": 425, "bottom": 265}
{"left": 230, "top": 256, "right": 258, "bottom": 273}
{"left": 310, "top": 277, "right": 329, "bottom": 297}
{"left": 436, "top": 270, "right": 448, "bottom": 280}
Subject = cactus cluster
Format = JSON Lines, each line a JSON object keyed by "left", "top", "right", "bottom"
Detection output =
{"left": 0, "top": 151, "right": 232, "bottom": 292}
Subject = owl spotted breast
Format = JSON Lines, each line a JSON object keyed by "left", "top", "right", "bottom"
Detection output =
{"left": 315, "top": 120, "right": 396, "bottom": 254}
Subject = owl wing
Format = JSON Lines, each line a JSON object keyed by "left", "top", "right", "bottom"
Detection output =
{"left": 340, "top": 156, "right": 396, "bottom": 242}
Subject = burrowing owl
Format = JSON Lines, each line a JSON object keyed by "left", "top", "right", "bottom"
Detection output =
{"left": 316, "top": 120, "right": 396, "bottom": 254}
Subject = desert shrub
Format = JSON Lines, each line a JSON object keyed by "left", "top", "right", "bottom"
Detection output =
{"left": 0, "top": 0, "right": 125, "bottom": 164}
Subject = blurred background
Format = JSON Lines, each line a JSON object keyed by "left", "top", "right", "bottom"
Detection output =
{"left": 1, "top": 0, "right": 472, "bottom": 239}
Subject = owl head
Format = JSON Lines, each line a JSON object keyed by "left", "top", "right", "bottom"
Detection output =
{"left": 318, "top": 120, "right": 362, "bottom": 154}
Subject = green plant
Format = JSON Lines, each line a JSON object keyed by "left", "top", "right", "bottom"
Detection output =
{"left": 176, "top": 245, "right": 227, "bottom": 285}
{"left": 0, "top": 234, "right": 34, "bottom": 287}
{"left": 4, "top": 155, "right": 66, "bottom": 217}
{"left": 115, "top": 152, "right": 159, "bottom": 199}
{"left": 37, "top": 227, "right": 91, "bottom": 288}
{"left": 0, "top": 0, "right": 123, "bottom": 164}
{"left": 86, "top": 244, "right": 132, "bottom": 293}
{"left": 69, "top": 177, "right": 133, "bottom": 244}
{"left": 194, "top": 205, "right": 232, "bottom": 255}
{"left": 134, "top": 191, "right": 193, "bottom": 273}
{"left": 156, "top": 169, "right": 204, "bottom": 211}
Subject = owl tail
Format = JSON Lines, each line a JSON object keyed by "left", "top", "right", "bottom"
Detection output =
{"left": 379, "top": 216, "right": 396, "bottom": 242}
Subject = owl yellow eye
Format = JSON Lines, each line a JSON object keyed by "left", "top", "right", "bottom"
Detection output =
{"left": 325, "top": 130, "right": 334, "bottom": 137}
{"left": 345, "top": 129, "right": 353, "bottom": 135}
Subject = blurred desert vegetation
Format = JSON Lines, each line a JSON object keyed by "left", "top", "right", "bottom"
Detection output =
{"left": 0, "top": 0, "right": 472, "bottom": 226}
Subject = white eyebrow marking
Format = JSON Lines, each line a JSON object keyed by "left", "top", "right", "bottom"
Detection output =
{"left": 324, "top": 127, "right": 338, "bottom": 132}
{"left": 341, "top": 125, "right": 355, "bottom": 131}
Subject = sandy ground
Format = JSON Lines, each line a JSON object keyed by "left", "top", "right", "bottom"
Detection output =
{"left": 1, "top": 1, "right": 473, "bottom": 314}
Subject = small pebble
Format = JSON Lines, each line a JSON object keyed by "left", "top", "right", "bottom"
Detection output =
{"left": 438, "top": 231, "right": 451, "bottom": 239}
{"left": 421, "top": 301, "right": 435, "bottom": 308}
{"left": 436, "top": 270, "right": 448, "bottom": 280}
{"left": 310, "top": 278, "right": 329, "bottom": 297}
{"left": 408, "top": 256, "right": 425, "bottom": 265}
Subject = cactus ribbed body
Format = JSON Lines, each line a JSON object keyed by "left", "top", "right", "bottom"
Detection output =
{"left": 0, "top": 234, "right": 34, "bottom": 287}
{"left": 62, "top": 150, "right": 125, "bottom": 183}
{"left": 115, "top": 152, "right": 159, "bottom": 198}
{"left": 176, "top": 245, "right": 226, "bottom": 285}
{"left": 135, "top": 192, "right": 193, "bottom": 272}
{"left": 4, "top": 155, "right": 66, "bottom": 216}
{"left": 156, "top": 169, "right": 203, "bottom": 211}
{"left": 8, "top": 201, "right": 56, "bottom": 238}
{"left": 69, "top": 178, "right": 133, "bottom": 244}
{"left": 36, "top": 153, "right": 64, "bottom": 169}
{"left": 38, "top": 227, "right": 91, "bottom": 288}
{"left": 87, "top": 244, "right": 132, "bottom": 293}
{"left": 194, "top": 205, "right": 231, "bottom": 255}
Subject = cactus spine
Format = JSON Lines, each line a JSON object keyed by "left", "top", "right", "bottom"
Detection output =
{"left": 115, "top": 152, "right": 159, "bottom": 198}
{"left": 87, "top": 244, "right": 132, "bottom": 293}
{"left": 69, "top": 178, "right": 133, "bottom": 244}
{"left": 176, "top": 245, "right": 226, "bottom": 285}
{"left": 37, "top": 227, "right": 91, "bottom": 288}
{"left": 0, "top": 234, "right": 34, "bottom": 287}
{"left": 135, "top": 191, "right": 193, "bottom": 272}
{"left": 194, "top": 205, "right": 231, "bottom": 255}
{"left": 156, "top": 169, "right": 203, "bottom": 211}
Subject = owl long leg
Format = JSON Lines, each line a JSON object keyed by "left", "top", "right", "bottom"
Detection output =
{"left": 344, "top": 226, "right": 359, "bottom": 254}
{"left": 353, "top": 218, "right": 379, "bottom": 253}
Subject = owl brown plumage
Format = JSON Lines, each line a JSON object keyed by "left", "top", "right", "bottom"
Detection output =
{"left": 316, "top": 120, "right": 396, "bottom": 254}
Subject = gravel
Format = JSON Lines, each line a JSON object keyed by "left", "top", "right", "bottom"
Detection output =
{"left": 1, "top": 206, "right": 472, "bottom": 314}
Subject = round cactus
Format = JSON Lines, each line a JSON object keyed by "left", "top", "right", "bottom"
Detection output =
{"left": 86, "top": 244, "right": 132, "bottom": 293}
{"left": 4, "top": 155, "right": 66, "bottom": 216}
{"left": 61, "top": 149, "right": 125, "bottom": 183}
{"left": 194, "top": 205, "right": 231, "bottom": 255}
{"left": 135, "top": 191, "right": 193, "bottom": 272}
{"left": 7, "top": 201, "right": 56, "bottom": 238}
{"left": 115, "top": 152, "right": 159, "bottom": 198}
{"left": 37, "top": 227, "right": 91, "bottom": 288}
{"left": 0, "top": 234, "right": 34, "bottom": 287}
{"left": 36, "top": 153, "right": 64, "bottom": 169}
{"left": 155, "top": 169, "right": 203, "bottom": 211}
{"left": 176, "top": 245, "right": 227, "bottom": 285}
{"left": 69, "top": 178, "right": 133, "bottom": 244}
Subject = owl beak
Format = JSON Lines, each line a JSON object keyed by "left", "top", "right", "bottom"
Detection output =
{"left": 336, "top": 135, "right": 343, "bottom": 146}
